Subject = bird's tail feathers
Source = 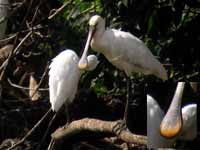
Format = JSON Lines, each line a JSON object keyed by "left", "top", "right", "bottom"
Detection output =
{"left": 156, "top": 66, "right": 168, "bottom": 81}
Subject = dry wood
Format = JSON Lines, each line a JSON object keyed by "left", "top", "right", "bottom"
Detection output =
{"left": 51, "top": 118, "right": 147, "bottom": 146}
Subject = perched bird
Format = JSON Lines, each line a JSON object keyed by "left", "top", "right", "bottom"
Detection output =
{"left": 147, "top": 83, "right": 197, "bottom": 149}
{"left": 12, "top": 50, "right": 99, "bottom": 150}
{"left": 49, "top": 49, "right": 99, "bottom": 114}
{"left": 37, "top": 49, "right": 99, "bottom": 149}
{"left": 78, "top": 15, "right": 167, "bottom": 80}
{"left": 78, "top": 15, "right": 167, "bottom": 122}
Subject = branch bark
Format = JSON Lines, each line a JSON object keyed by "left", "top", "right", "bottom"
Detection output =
{"left": 51, "top": 118, "right": 147, "bottom": 146}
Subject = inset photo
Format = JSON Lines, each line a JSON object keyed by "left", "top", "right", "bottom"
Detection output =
{"left": 147, "top": 82, "right": 199, "bottom": 149}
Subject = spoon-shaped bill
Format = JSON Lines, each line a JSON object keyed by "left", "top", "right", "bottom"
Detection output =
{"left": 160, "top": 113, "right": 182, "bottom": 138}
{"left": 160, "top": 82, "right": 185, "bottom": 138}
{"left": 78, "top": 26, "right": 95, "bottom": 70}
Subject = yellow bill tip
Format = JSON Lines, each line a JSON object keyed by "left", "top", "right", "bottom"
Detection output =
{"left": 78, "top": 63, "right": 87, "bottom": 70}
{"left": 160, "top": 120, "right": 182, "bottom": 138}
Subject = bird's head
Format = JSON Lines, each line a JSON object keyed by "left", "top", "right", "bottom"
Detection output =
{"left": 78, "top": 15, "right": 104, "bottom": 70}
{"left": 89, "top": 15, "right": 102, "bottom": 26}
{"left": 86, "top": 54, "right": 99, "bottom": 71}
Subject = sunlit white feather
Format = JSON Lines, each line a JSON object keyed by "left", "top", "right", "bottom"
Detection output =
{"left": 49, "top": 50, "right": 98, "bottom": 112}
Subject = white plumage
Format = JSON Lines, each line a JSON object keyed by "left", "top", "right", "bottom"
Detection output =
{"left": 78, "top": 15, "right": 167, "bottom": 80}
{"left": 49, "top": 49, "right": 98, "bottom": 112}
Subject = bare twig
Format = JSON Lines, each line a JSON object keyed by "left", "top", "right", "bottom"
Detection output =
{"left": 13, "top": 31, "right": 32, "bottom": 54}
{"left": 75, "top": 5, "right": 96, "bottom": 18}
{"left": 7, "top": 78, "right": 48, "bottom": 91}
{"left": 0, "top": 24, "right": 47, "bottom": 46}
{"left": 47, "top": 139, "right": 55, "bottom": 150}
{"left": 7, "top": 108, "right": 52, "bottom": 150}
{"left": 51, "top": 118, "right": 147, "bottom": 145}
{"left": 0, "top": 31, "right": 32, "bottom": 97}
{"left": 29, "top": 63, "right": 49, "bottom": 100}
{"left": 36, "top": 112, "right": 58, "bottom": 150}
{"left": 0, "top": 34, "right": 16, "bottom": 46}
{"left": 48, "top": 0, "right": 73, "bottom": 20}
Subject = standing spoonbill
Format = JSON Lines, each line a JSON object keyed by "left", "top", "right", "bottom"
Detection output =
{"left": 147, "top": 93, "right": 197, "bottom": 149}
{"left": 78, "top": 15, "right": 167, "bottom": 80}
{"left": 78, "top": 15, "right": 167, "bottom": 122}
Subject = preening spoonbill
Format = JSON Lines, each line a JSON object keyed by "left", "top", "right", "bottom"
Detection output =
{"left": 78, "top": 15, "right": 167, "bottom": 80}
{"left": 78, "top": 15, "right": 168, "bottom": 123}
{"left": 49, "top": 49, "right": 99, "bottom": 113}
{"left": 160, "top": 82, "right": 185, "bottom": 138}
{"left": 147, "top": 94, "right": 197, "bottom": 149}
{"left": 38, "top": 50, "right": 99, "bottom": 148}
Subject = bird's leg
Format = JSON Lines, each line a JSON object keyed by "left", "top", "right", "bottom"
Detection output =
{"left": 113, "top": 76, "right": 131, "bottom": 135}
{"left": 64, "top": 103, "right": 70, "bottom": 124}
{"left": 37, "top": 104, "right": 67, "bottom": 150}
{"left": 36, "top": 111, "right": 58, "bottom": 150}
{"left": 124, "top": 76, "right": 131, "bottom": 122}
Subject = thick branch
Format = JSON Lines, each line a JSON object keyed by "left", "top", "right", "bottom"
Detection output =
{"left": 52, "top": 118, "right": 147, "bottom": 145}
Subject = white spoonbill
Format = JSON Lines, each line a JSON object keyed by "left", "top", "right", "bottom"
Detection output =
{"left": 11, "top": 50, "right": 99, "bottom": 150}
{"left": 49, "top": 49, "right": 99, "bottom": 113}
{"left": 38, "top": 50, "right": 99, "bottom": 149}
{"left": 78, "top": 15, "right": 167, "bottom": 123}
{"left": 78, "top": 15, "right": 167, "bottom": 80}
{"left": 147, "top": 94, "right": 197, "bottom": 149}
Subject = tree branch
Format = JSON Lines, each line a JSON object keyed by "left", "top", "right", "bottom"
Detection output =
{"left": 51, "top": 118, "right": 147, "bottom": 146}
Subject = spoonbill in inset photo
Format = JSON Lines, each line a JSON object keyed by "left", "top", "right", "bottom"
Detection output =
{"left": 147, "top": 82, "right": 197, "bottom": 149}
{"left": 78, "top": 15, "right": 167, "bottom": 125}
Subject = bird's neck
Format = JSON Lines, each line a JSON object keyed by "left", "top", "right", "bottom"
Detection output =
{"left": 91, "top": 28, "right": 106, "bottom": 53}
{"left": 93, "top": 18, "right": 106, "bottom": 38}
{"left": 94, "top": 27, "right": 105, "bottom": 39}
{"left": 170, "top": 82, "right": 185, "bottom": 110}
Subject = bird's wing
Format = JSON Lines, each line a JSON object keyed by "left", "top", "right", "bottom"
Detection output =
{"left": 103, "top": 29, "right": 167, "bottom": 79}
{"left": 49, "top": 50, "right": 80, "bottom": 111}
